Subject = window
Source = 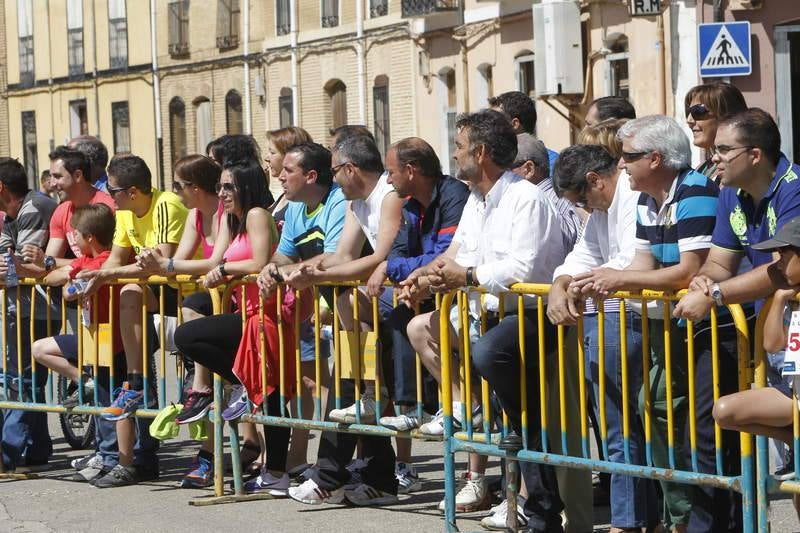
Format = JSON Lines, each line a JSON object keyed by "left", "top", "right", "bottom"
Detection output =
{"left": 515, "top": 53, "right": 535, "bottom": 98}
{"left": 168, "top": 0, "right": 190, "bottom": 57}
{"left": 326, "top": 80, "right": 347, "bottom": 138}
{"left": 111, "top": 101, "right": 131, "bottom": 153}
{"left": 279, "top": 87, "right": 293, "bottom": 128}
{"left": 216, "top": 0, "right": 240, "bottom": 49}
{"left": 17, "top": 0, "right": 34, "bottom": 86}
{"left": 225, "top": 90, "right": 243, "bottom": 134}
{"left": 607, "top": 34, "right": 630, "bottom": 98}
{"left": 438, "top": 68, "right": 457, "bottom": 175}
{"left": 195, "top": 98, "right": 213, "bottom": 153}
{"left": 69, "top": 99, "right": 89, "bottom": 138}
{"left": 373, "top": 75, "right": 390, "bottom": 158}
{"left": 321, "top": 0, "right": 339, "bottom": 28}
{"left": 108, "top": 0, "right": 128, "bottom": 69}
{"left": 67, "top": 0, "right": 84, "bottom": 76}
{"left": 169, "top": 97, "right": 187, "bottom": 164}
{"left": 477, "top": 64, "right": 493, "bottom": 106}
{"left": 370, "top": 0, "right": 388, "bottom": 17}
{"left": 276, "top": 0, "right": 290, "bottom": 36}
{"left": 21, "top": 111, "right": 38, "bottom": 187}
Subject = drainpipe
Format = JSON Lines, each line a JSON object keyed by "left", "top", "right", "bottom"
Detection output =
{"left": 656, "top": 11, "right": 666, "bottom": 115}
{"left": 150, "top": 0, "right": 164, "bottom": 188}
{"left": 290, "top": 0, "right": 299, "bottom": 125}
{"left": 243, "top": 0, "right": 252, "bottom": 134}
{"left": 46, "top": 0, "right": 55, "bottom": 149}
{"left": 356, "top": 0, "right": 366, "bottom": 124}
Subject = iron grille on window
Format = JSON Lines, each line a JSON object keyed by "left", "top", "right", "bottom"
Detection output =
{"left": 321, "top": 0, "right": 339, "bottom": 28}
{"left": 216, "top": 0, "right": 240, "bottom": 49}
{"left": 279, "top": 90, "right": 293, "bottom": 127}
{"left": 276, "top": 0, "right": 290, "bottom": 35}
{"left": 370, "top": 0, "right": 388, "bottom": 17}
{"left": 168, "top": 0, "right": 190, "bottom": 57}
{"left": 112, "top": 102, "right": 131, "bottom": 153}
{"left": 109, "top": 17, "right": 128, "bottom": 68}
{"left": 68, "top": 29, "right": 84, "bottom": 76}
{"left": 401, "top": 0, "right": 457, "bottom": 18}
{"left": 19, "top": 36, "right": 34, "bottom": 86}
{"left": 373, "top": 78, "right": 390, "bottom": 157}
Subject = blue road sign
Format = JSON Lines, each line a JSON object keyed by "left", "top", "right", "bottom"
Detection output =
{"left": 698, "top": 21, "right": 752, "bottom": 77}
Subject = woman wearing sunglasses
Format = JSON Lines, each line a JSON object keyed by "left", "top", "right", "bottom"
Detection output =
{"left": 684, "top": 82, "right": 747, "bottom": 183}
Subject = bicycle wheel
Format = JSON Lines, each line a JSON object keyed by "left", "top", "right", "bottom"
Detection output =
{"left": 57, "top": 375, "right": 96, "bottom": 450}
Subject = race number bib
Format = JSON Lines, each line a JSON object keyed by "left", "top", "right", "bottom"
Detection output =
{"left": 783, "top": 311, "right": 800, "bottom": 377}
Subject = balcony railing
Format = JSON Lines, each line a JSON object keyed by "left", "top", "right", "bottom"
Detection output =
{"left": 401, "top": 0, "right": 458, "bottom": 18}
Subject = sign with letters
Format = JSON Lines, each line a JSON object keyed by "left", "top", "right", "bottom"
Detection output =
{"left": 629, "top": 0, "right": 661, "bottom": 16}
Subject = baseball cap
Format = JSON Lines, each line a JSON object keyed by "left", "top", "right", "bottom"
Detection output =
{"left": 751, "top": 216, "right": 800, "bottom": 251}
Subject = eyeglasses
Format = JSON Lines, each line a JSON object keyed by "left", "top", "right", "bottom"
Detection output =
{"left": 620, "top": 150, "right": 652, "bottom": 163}
{"left": 107, "top": 184, "right": 131, "bottom": 195}
{"left": 713, "top": 145, "right": 754, "bottom": 159}
{"left": 330, "top": 162, "right": 347, "bottom": 176}
{"left": 686, "top": 103, "right": 713, "bottom": 120}
{"left": 215, "top": 182, "right": 236, "bottom": 194}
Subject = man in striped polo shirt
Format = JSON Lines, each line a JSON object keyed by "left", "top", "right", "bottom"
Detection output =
{"left": 570, "top": 115, "right": 719, "bottom": 533}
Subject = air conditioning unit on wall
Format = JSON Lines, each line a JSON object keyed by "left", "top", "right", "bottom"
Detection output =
{"left": 533, "top": 0, "right": 584, "bottom": 96}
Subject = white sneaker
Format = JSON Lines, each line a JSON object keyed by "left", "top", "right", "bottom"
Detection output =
{"left": 395, "top": 462, "right": 422, "bottom": 494}
{"left": 288, "top": 478, "right": 346, "bottom": 505}
{"left": 480, "top": 497, "right": 529, "bottom": 530}
{"left": 329, "top": 391, "right": 377, "bottom": 424}
{"left": 437, "top": 471, "right": 491, "bottom": 513}
{"left": 420, "top": 404, "right": 482, "bottom": 436}
{"left": 344, "top": 483, "right": 399, "bottom": 506}
{"left": 379, "top": 412, "right": 431, "bottom": 432}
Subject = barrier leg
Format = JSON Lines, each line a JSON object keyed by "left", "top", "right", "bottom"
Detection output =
{"left": 443, "top": 435, "right": 459, "bottom": 533}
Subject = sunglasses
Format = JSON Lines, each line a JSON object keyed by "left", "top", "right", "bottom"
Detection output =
{"left": 107, "top": 184, "right": 131, "bottom": 195}
{"left": 172, "top": 180, "right": 190, "bottom": 193}
{"left": 620, "top": 150, "right": 652, "bottom": 163}
{"left": 686, "top": 103, "right": 712, "bottom": 120}
{"left": 215, "top": 182, "right": 237, "bottom": 194}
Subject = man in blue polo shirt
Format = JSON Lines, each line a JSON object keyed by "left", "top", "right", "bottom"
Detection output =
{"left": 674, "top": 108, "right": 800, "bottom": 531}
{"left": 570, "top": 115, "right": 718, "bottom": 533}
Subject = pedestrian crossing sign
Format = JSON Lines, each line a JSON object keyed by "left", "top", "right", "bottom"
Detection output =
{"left": 698, "top": 21, "right": 752, "bottom": 77}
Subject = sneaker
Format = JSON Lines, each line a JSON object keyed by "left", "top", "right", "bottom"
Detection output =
{"left": 437, "top": 471, "right": 491, "bottom": 513}
{"left": 63, "top": 379, "right": 96, "bottom": 409}
{"left": 288, "top": 478, "right": 346, "bottom": 505}
{"left": 344, "top": 458, "right": 368, "bottom": 489}
{"left": 175, "top": 389, "right": 213, "bottom": 424}
{"left": 380, "top": 412, "right": 430, "bottom": 432}
{"left": 774, "top": 464, "right": 796, "bottom": 481}
{"left": 344, "top": 483, "right": 399, "bottom": 506}
{"left": 181, "top": 454, "right": 214, "bottom": 489}
{"left": 480, "top": 497, "right": 529, "bottom": 530}
{"left": 329, "top": 391, "right": 377, "bottom": 424}
{"left": 420, "top": 404, "right": 483, "bottom": 436}
{"left": 395, "top": 462, "right": 422, "bottom": 494}
{"left": 67, "top": 455, "right": 104, "bottom": 482}
{"left": 222, "top": 385, "right": 249, "bottom": 421}
{"left": 101, "top": 384, "right": 144, "bottom": 421}
{"left": 93, "top": 464, "right": 137, "bottom": 489}
{"left": 244, "top": 468, "right": 290, "bottom": 496}
{"left": 71, "top": 453, "right": 97, "bottom": 471}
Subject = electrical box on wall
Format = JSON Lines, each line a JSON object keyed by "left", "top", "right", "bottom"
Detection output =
{"left": 533, "top": 0, "right": 584, "bottom": 96}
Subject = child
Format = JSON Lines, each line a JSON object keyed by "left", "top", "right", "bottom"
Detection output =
{"left": 713, "top": 216, "right": 800, "bottom": 519}
{"left": 32, "top": 204, "right": 120, "bottom": 481}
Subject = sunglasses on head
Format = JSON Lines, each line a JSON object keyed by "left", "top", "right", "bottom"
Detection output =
{"left": 215, "top": 182, "right": 236, "bottom": 194}
{"left": 686, "top": 103, "right": 712, "bottom": 120}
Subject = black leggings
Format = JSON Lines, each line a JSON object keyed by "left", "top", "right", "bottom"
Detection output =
{"left": 174, "top": 313, "right": 289, "bottom": 472}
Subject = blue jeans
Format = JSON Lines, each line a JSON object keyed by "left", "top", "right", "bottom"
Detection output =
{"left": 584, "top": 311, "right": 656, "bottom": 528}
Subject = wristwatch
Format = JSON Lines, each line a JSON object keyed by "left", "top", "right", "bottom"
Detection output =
{"left": 166, "top": 257, "right": 175, "bottom": 273}
{"left": 269, "top": 264, "right": 285, "bottom": 283}
{"left": 43, "top": 255, "right": 56, "bottom": 272}
{"left": 466, "top": 266, "right": 479, "bottom": 287}
{"left": 218, "top": 259, "right": 228, "bottom": 277}
{"left": 710, "top": 283, "right": 724, "bottom": 306}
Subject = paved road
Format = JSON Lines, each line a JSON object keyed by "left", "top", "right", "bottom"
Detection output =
{"left": 0, "top": 418, "right": 798, "bottom": 533}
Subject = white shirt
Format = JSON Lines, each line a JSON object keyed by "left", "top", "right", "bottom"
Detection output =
{"left": 454, "top": 171, "right": 567, "bottom": 313}
{"left": 351, "top": 171, "right": 393, "bottom": 250}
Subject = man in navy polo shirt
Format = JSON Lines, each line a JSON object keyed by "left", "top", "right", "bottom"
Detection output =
{"left": 570, "top": 115, "right": 718, "bottom": 532}
{"left": 674, "top": 108, "right": 800, "bottom": 531}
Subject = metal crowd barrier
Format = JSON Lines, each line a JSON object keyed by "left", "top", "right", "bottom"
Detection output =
{"left": 438, "top": 284, "right": 757, "bottom": 533}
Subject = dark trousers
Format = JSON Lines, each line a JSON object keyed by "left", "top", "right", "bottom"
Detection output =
{"left": 174, "top": 312, "right": 290, "bottom": 472}
{"left": 686, "top": 315, "right": 751, "bottom": 533}
{"left": 386, "top": 303, "right": 439, "bottom": 414}
{"left": 471, "top": 310, "right": 564, "bottom": 533}
{"left": 312, "top": 378, "right": 398, "bottom": 494}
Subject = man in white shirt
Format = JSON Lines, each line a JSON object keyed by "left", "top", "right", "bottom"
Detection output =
{"left": 404, "top": 110, "right": 567, "bottom": 531}
{"left": 548, "top": 144, "right": 657, "bottom": 531}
